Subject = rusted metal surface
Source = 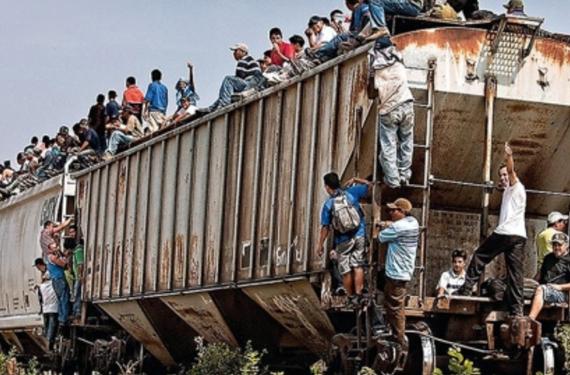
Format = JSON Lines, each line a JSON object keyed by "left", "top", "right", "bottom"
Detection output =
{"left": 0, "top": 177, "right": 61, "bottom": 328}
{"left": 99, "top": 301, "right": 175, "bottom": 366}
{"left": 160, "top": 293, "right": 238, "bottom": 346}
{"left": 242, "top": 279, "right": 335, "bottom": 355}
{"left": 77, "top": 28, "right": 570, "bottom": 303}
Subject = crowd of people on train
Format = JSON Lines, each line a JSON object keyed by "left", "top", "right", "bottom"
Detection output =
{"left": 0, "top": 0, "right": 527, "bottom": 202}
{"left": 11, "top": 0, "right": 541, "bottom": 354}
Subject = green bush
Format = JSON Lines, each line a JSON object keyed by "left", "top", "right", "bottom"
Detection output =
{"left": 187, "top": 337, "right": 271, "bottom": 375}
{"left": 434, "top": 347, "right": 481, "bottom": 375}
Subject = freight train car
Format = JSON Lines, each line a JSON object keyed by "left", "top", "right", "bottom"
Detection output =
{"left": 2, "top": 14, "right": 570, "bottom": 375}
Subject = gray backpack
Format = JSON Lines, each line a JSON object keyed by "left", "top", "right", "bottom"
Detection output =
{"left": 331, "top": 193, "right": 361, "bottom": 233}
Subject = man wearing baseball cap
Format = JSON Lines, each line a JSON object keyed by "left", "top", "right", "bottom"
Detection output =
{"left": 198, "top": 42, "right": 264, "bottom": 114}
{"left": 504, "top": 0, "right": 525, "bottom": 16}
{"left": 529, "top": 232, "right": 570, "bottom": 320}
{"left": 536, "top": 211, "right": 568, "bottom": 272}
{"left": 378, "top": 197, "right": 419, "bottom": 350}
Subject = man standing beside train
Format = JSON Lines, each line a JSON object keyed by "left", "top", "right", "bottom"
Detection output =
{"left": 455, "top": 143, "right": 527, "bottom": 318}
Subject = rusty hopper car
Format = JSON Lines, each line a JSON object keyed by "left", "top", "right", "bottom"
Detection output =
{"left": 2, "top": 15, "right": 570, "bottom": 375}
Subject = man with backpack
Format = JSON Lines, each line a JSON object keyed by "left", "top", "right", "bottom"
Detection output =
{"left": 317, "top": 172, "right": 372, "bottom": 307}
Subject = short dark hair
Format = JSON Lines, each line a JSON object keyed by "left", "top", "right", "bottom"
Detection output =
{"left": 498, "top": 163, "right": 507, "bottom": 175}
{"left": 331, "top": 9, "right": 343, "bottom": 18}
{"left": 96, "top": 94, "right": 105, "bottom": 104}
{"left": 263, "top": 49, "right": 272, "bottom": 58}
{"left": 324, "top": 172, "right": 341, "bottom": 190}
{"left": 126, "top": 76, "right": 136, "bottom": 85}
{"left": 42, "top": 135, "right": 50, "bottom": 144}
{"left": 69, "top": 225, "right": 77, "bottom": 231}
{"left": 108, "top": 90, "right": 117, "bottom": 99}
{"left": 269, "top": 27, "right": 283, "bottom": 38}
{"left": 289, "top": 35, "right": 305, "bottom": 47}
{"left": 72, "top": 123, "right": 81, "bottom": 134}
{"left": 31, "top": 136, "right": 38, "bottom": 145}
{"left": 151, "top": 69, "right": 162, "bottom": 81}
{"left": 43, "top": 220, "right": 53, "bottom": 228}
{"left": 346, "top": 0, "right": 359, "bottom": 5}
{"left": 451, "top": 249, "right": 467, "bottom": 261}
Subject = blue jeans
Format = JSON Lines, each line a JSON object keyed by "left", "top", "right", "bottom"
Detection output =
{"left": 73, "top": 279, "right": 82, "bottom": 317}
{"left": 51, "top": 277, "right": 70, "bottom": 325}
{"left": 210, "top": 75, "right": 265, "bottom": 110}
{"left": 314, "top": 32, "right": 353, "bottom": 62}
{"left": 368, "top": 0, "right": 421, "bottom": 29}
{"left": 43, "top": 313, "right": 58, "bottom": 349}
{"left": 379, "top": 101, "right": 415, "bottom": 187}
{"left": 107, "top": 131, "right": 134, "bottom": 155}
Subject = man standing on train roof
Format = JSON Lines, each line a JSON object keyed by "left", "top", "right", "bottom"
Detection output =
{"left": 377, "top": 197, "right": 419, "bottom": 350}
{"left": 455, "top": 143, "right": 527, "bottom": 318}
{"left": 317, "top": 173, "right": 372, "bottom": 307}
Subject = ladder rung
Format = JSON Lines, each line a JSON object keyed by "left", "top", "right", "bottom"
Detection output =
{"left": 405, "top": 183, "right": 427, "bottom": 189}
{"left": 413, "top": 144, "right": 429, "bottom": 149}
{"left": 414, "top": 103, "right": 432, "bottom": 109}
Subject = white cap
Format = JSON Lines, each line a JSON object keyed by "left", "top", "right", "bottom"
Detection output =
{"left": 229, "top": 43, "right": 249, "bottom": 53}
{"left": 547, "top": 211, "right": 569, "bottom": 224}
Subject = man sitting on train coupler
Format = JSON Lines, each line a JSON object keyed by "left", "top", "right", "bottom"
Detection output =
{"left": 317, "top": 173, "right": 372, "bottom": 307}
{"left": 529, "top": 232, "right": 570, "bottom": 320}
{"left": 377, "top": 198, "right": 419, "bottom": 351}
{"left": 455, "top": 143, "right": 527, "bottom": 318}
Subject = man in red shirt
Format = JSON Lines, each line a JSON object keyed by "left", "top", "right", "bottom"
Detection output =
{"left": 122, "top": 76, "right": 145, "bottom": 122}
{"left": 269, "top": 27, "right": 295, "bottom": 66}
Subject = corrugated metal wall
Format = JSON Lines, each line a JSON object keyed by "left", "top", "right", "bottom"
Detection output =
{"left": 78, "top": 50, "right": 373, "bottom": 302}
{"left": 0, "top": 178, "right": 61, "bottom": 327}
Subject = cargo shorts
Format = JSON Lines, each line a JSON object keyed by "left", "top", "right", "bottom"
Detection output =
{"left": 336, "top": 237, "right": 367, "bottom": 275}
{"left": 541, "top": 284, "right": 568, "bottom": 304}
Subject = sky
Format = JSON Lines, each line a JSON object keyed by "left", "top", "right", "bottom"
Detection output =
{"left": 0, "top": 0, "right": 567, "bottom": 166}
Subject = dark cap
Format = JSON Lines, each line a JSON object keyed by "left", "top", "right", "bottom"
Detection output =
{"left": 3, "top": 160, "right": 10, "bottom": 168}
{"left": 33, "top": 257, "right": 45, "bottom": 267}
{"left": 308, "top": 15, "right": 324, "bottom": 27}
{"left": 551, "top": 232, "right": 569, "bottom": 245}
{"left": 58, "top": 126, "right": 69, "bottom": 135}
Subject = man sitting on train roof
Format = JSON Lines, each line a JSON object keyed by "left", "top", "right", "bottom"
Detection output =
{"left": 529, "top": 232, "right": 570, "bottom": 321}
{"left": 317, "top": 173, "right": 372, "bottom": 308}
{"left": 455, "top": 143, "right": 527, "bottom": 318}
{"left": 365, "top": 0, "right": 423, "bottom": 40}
{"left": 504, "top": 0, "right": 526, "bottom": 17}
{"left": 377, "top": 197, "right": 419, "bottom": 350}
{"left": 305, "top": 0, "right": 371, "bottom": 63}
{"left": 102, "top": 105, "right": 144, "bottom": 160}
{"left": 535, "top": 211, "right": 568, "bottom": 276}
{"left": 436, "top": 249, "right": 467, "bottom": 297}
{"left": 196, "top": 43, "right": 265, "bottom": 116}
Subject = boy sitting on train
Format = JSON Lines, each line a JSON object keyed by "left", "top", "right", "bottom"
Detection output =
{"left": 529, "top": 232, "right": 570, "bottom": 320}
{"left": 436, "top": 249, "right": 467, "bottom": 298}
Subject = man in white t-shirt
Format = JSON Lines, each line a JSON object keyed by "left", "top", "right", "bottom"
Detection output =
{"left": 306, "top": 16, "right": 337, "bottom": 49}
{"left": 455, "top": 143, "right": 527, "bottom": 317}
{"left": 436, "top": 249, "right": 467, "bottom": 297}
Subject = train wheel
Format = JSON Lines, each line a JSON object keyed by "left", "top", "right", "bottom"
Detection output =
{"left": 402, "top": 321, "right": 436, "bottom": 375}
{"left": 529, "top": 338, "right": 556, "bottom": 375}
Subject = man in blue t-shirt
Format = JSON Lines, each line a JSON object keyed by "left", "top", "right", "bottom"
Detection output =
{"left": 144, "top": 69, "right": 168, "bottom": 133}
{"left": 378, "top": 197, "right": 419, "bottom": 349}
{"left": 317, "top": 172, "right": 371, "bottom": 306}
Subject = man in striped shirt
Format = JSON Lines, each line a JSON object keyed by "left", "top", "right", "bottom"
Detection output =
{"left": 378, "top": 197, "right": 419, "bottom": 350}
{"left": 40, "top": 218, "right": 72, "bottom": 260}
{"left": 203, "top": 43, "right": 264, "bottom": 113}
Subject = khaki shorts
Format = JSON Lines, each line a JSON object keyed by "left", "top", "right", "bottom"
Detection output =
{"left": 336, "top": 237, "right": 367, "bottom": 275}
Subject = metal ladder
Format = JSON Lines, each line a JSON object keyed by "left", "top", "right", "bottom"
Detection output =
{"left": 372, "top": 59, "right": 437, "bottom": 302}
{"left": 60, "top": 156, "right": 78, "bottom": 246}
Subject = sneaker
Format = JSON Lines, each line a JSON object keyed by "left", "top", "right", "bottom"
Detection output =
{"left": 334, "top": 286, "right": 347, "bottom": 296}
